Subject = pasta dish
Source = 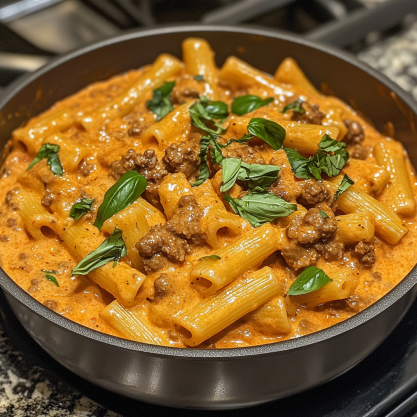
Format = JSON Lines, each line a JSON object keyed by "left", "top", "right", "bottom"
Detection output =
{"left": 0, "top": 38, "right": 416, "bottom": 348}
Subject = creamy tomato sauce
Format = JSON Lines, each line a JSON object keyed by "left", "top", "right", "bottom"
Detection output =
{"left": 1, "top": 39, "right": 417, "bottom": 349}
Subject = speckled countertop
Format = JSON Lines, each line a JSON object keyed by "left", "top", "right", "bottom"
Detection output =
{"left": 2, "top": 12, "right": 417, "bottom": 417}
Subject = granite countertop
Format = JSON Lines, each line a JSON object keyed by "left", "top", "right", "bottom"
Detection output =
{"left": 2, "top": 14, "right": 417, "bottom": 417}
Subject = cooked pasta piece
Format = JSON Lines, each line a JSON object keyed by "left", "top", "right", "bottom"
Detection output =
{"left": 334, "top": 213, "right": 375, "bottom": 245}
{"left": 192, "top": 179, "right": 242, "bottom": 248}
{"left": 191, "top": 223, "right": 283, "bottom": 296}
{"left": 374, "top": 140, "right": 416, "bottom": 216}
{"left": 100, "top": 300, "right": 167, "bottom": 345}
{"left": 321, "top": 107, "right": 347, "bottom": 140}
{"left": 141, "top": 101, "right": 193, "bottom": 148}
{"left": 182, "top": 38, "right": 219, "bottom": 99}
{"left": 17, "top": 171, "right": 46, "bottom": 195}
{"left": 132, "top": 197, "right": 166, "bottom": 226}
{"left": 158, "top": 173, "right": 193, "bottom": 219}
{"left": 78, "top": 54, "right": 183, "bottom": 131}
{"left": 175, "top": 267, "right": 281, "bottom": 346}
{"left": 60, "top": 221, "right": 146, "bottom": 305}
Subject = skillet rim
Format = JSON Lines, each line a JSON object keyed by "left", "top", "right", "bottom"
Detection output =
{"left": 1, "top": 24, "right": 417, "bottom": 359}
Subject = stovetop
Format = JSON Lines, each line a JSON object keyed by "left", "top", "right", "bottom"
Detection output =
{"left": 1, "top": 1, "right": 417, "bottom": 416}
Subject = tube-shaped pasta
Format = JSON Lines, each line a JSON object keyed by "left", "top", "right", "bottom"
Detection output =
{"left": 18, "top": 188, "right": 60, "bottom": 239}
{"left": 326, "top": 180, "right": 408, "bottom": 245}
{"left": 158, "top": 173, "right": 193, "bottom": 219}
{"left": 102, "top": 199, "right": 152, "bottom": 271}
{"left": 43, "top": 134, "right": 92, "bottom": 173}
{"left": 141, "top": 101, "right": 193, "bottom": 148}
{"left": 78, "top": 54, "right": 183, "bottom": 131}
{"left": 60, "top": 221, "right": 146, "bottom": 306}
{"left": 100, "top": 300, "right": 167, "bottom": 345}
{"left": 192, "top": 180, "right": 242, "bottom": 248}
{"left": 13, "top": 108, "right": 74, "bottom": 155}
{"left": 274, "top": 204, "right": 307, "bottom": 228}
{"left": 334, "top": 213, "right": 375, "bottom": 245}
{"left": 274, "top": 57, "right": 319, "bottom": 96}
{"left": 191, "top": 223, "right": 282, "bottom": 296}
{"left": 219, "top": 56, "right": 289, "bottom": 95}
{"left": 245, "top": 296, "right": 291, "bottom": 334}
{"left": 211, "top": 169, "right": 243, "bottom": 200}
{"left": 321, "top": 107, "right": 347, "bottom": 141}
{"left": 374, "top": 140, "right": 416, "bottom": 216}
{"left": 342, "top": 159, "right": 390, "bottom": 195}
{"left": 132, "top": 197, "right": 166, "bottom": 227}
{"left": 182, "top": 38, "right": 219, "bottom": 100}
{"left": 17, "top": 171, "right": 45, "bottom": 195}
{"left": 227, "top": 117, "right": 339, "bottom": 155}
{"left": 175, "top": 267, "right": 281, "bottom": 346}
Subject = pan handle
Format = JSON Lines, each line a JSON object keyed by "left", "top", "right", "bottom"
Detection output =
{"left": 306, "top": 0, "right": 417, "bottom": 47}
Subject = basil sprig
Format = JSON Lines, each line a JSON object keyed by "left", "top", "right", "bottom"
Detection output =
{"left": 220, "top": 158, "right": 280, "bottom": 193}
{"left": 281, "top": 100, "right": 305, "bottom": 114}
{"left": 231, "top": 95, "right": 274, "bottom": 116}
{"left": 70, "top": 198, "right": 94, "bottom": 221}
{"left": 199, "top": 255, "right": 221, "bottom": 261}
{"left": 192, "top": 136, "right": 211, "bottom": 187}
{"left": 334, "top": 174, "right": 354, "bottom": 199}
{"left": 284, "top": 134, "right": 349, "bottom": 181}
{"left": 93, "top": 171, "right": 147, "bottom": 230}
{"left": 190, "top": 97, "right": 229, "bottom": 136}
{"left": 288, "top": 266, "right": 333, "bottom": 296}
{"left": 242, "top": 118, "right": 286, "bottom": 150}
{"left": 72, "top": 228, "right": 127, "bottom": 276}
{"left": 42, "top": 269, "right": 59, "bottom": 287}
{"left": 27, "top": 143, "right": 63, "bottom": 176}
{"left": 225, "top": 192, "right": 297, "bottom": 228}
{"left": 146, "top": 81, "right": 175, "bottom": 121}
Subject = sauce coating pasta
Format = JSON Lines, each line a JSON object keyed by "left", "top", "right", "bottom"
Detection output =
{"left": 1, "top": 38, "right": 416, "bottom": 349}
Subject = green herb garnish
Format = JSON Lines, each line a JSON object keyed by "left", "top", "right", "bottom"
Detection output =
{"left": 281, "top": 100, "right": 305, "bottom": 114}
{"left": 72, "top": 228, "right": 127, "bottom": 276}
{"left": 70, "top": 198, "right": 94, "bottom": 221}
{"left": 146, "top": 81, "right": 175, "bottom": 121}
{"left": 231, "top": 95, "right": 274, "bottom": 116}
{"left": 27, "top": 144, "right": 63, "bottom": 176}
{"left": 45, "top": 274, "right": 59, "bottom": 287}
{"left": 243, "top": 118, "right": 286, "bottom": 150}
{"left": 199, "top": 255, "right": 221, "bottom": 261}
{"left": 192, "top": 136, "right": 211, "bottom": 187}
{"left": 288, "top": 266, "right": 333, "bottom": 296}
{"left": 334, "top": 174, "right": 354, "bottom": 199}
{"left": 194, "top": 75, "right": 206, "bottom": 82}
{"left": 93, "top": 171, "right": 147, "bottom": 230}
{"left": 190, "top": 98, "right": 229, "bottom": 136}
{"left": 319, "top": 210, "right": 329, "bottom": 219}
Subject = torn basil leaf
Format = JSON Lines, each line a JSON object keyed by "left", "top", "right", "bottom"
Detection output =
{"left": 334, "top": 174, "right": 354, "bottom": 199}
{"left": 220, "top": 158, "right": 242, "bottom": 192}
{"left": 224, "top": 192, "right": 297, "bottom": 228}
{"left": 199, "top": 255, "right": 221, "bottom": 261}
{"left": 319, "top": 210, "right": 329, "bottom": 219}
{"left": 288, "top": 266, "right": 333, "bottom": 296}
{"left": 70, "top": 198, "right": 94, "bottom": 221}
{"left": 281, "top": 100, "right": 305, "bottom": 114}
{"left": 209, "top": 138, "right": 225, "bottom": 165}
{"left": 246, "top": 118, "right": 286, "bottom": 150}
{"left": 72, "top": 228, "right": 127, "bottom": 276}
{"left": 194, "top": 75, "right": 205, "bottom": 82}
{"left": 93, "top": 171, "right": 147, "bottom": 230}
{"left": 231, "top": 95, "right": 274, "bottom": 116}
{"left": 146, "top": 81, "right": 175, "bottom": 121}
{"left": 27, "top": 143, "right": 63, "bottom": 176}
{"left": 190, "top": 98, "right": 229, "bottom": 136}
{"left": 283, "top": 148, "right": 312, "bottom": 180}
{"left": 237, "top": 163, "right": 280, "bottom": 191}
{"left": 192, "top": 136, "right": 211, "bottom": 187}
{"left": 45, "top": 274, "right": 59, "bottom": 287}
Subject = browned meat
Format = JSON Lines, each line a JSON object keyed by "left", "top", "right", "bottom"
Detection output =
{"left": 300, "top": 180, "right": 331, "bottom": 205}
{"left": 43, "top": 300, "right": 58, "bottom": 311}
{"left": 314, "top": 241, "right": 345, "bottom": 261}
{"left": 7, "top": 218, "right": 16, "bottom": 227}
{"left": 268, "top": 180, "right": 293, "bottom": 202}
{"left": 222, "top": 142, "right": 265, "bottom": 165}
{"left": 350, "top": 144, "right": 368, "bottom": 160}
{"left": 154, "top": 273, "right": 173, "bottom": 301}
{"left": 127, "top": 122, "right": 143, "bottom": 137}
{"left": 281, "top": 241, "right": 319, "bottom": 270}
{"left": 5, "top": 187, "right": 20, "bottom": 211}
{"left": 27, "top": 279, "right": 40, "bottom": 293}
{"left": 41, "top": 190, "right": 55, "bottom": 207}
{"left": 287, "top": 208, "right": 337, "bottom": 245}
{"left": 354, "top": 239, "right": 376, "bottom": 267}
{"left": 136, "top": 195, "right": 206, "bottom": 272}
{"left": 343, "top": 119, "right": 365, "bottom": 145}
{"left": 163, "top": 141, "right": 200, "bottom": 179}
{"left": 291, "top": 102, "right": 325, "bottom": 125}
{"left": 79, "top": 161, "right": 94, "bottom": 176}
{"left": 0, "top": 235, "right": 9, "bottom": 242}
{"left": 171, "top": 78, "right": 201, "bottom": 104}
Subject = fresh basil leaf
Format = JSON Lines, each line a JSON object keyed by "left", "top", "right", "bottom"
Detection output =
{"left": 70, "top": 198, "right": 94, "bottom": 221}
{"left": 220, "top": 158, "right": 242, "bottom": 192}
{"left": 281, "top": 100, "right": 305, "bottom": 114}
{"left": 192, "top": 136, "right": 211, "bottom": 187}
{"left": 27, "top": 143, "right": 63, "bottom": 176}
{"left": 146, "top": 81, "right": 175, "bottom": 121}
{"left": 205, "top": 101, "right": 229, "bottom": 120}
{"left": 224, "top": 192, "right": 297, "bottom": 228}
{"left": 190, "top": 98, "right": 229, "bottom": 136}
{"left": 93, "top": 171, "right": 147, "bottom": 230}
{"left": 238, "top": 163, "right": 280, "bottom": 191}
{"left": 45, "top": 274, "right": 59, "bottom": 287}
{"left": 247, "top": 118, "right": 286, "bottom": 150}
{"left": 288, "top": 266, "right": 333, "bottom": 296}
{"left": 194, "top": 75, "right": 205, "bottom": 82}
{"left": 334, "top": 174, "right": 354, "bottom": 199}
{"left": 199, "top": 255, "right": 221, "bottom": 260}
{"left": 319, "top": 210, "right": 329, "bottom": 219}
{"left": 209, "top": 138, "right": 224, "bottom": 165}
{"left": 72, "top": 228, "right": 127, "bottom": 276}
{"left": 218, "top": 134, "right": 254, "bottom": 149}
{"left": 283, "top": 148, "right": 312, "bottom": 180}
{"left": 232, "top": 95, "right": 274, "bottom": 116}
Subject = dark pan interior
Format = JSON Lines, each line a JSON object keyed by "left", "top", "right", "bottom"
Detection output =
{"left": 1, "top": 26, "right": 417, "bottom": 359}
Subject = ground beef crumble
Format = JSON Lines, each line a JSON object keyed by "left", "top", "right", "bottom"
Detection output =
{"left": 291, "top": 102, "right": 325, "bottom": 125}
{"left": 221, "top": 142, "right": 265, "bottom": 165}
{"left": 300, "top": 180, "right": 331, "bottom": 206}
{"left": 354, "top": 239, "right": 376, "bottom": 268}
{"left": 163, "top": 141, "right": 200, "bottom": 180}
